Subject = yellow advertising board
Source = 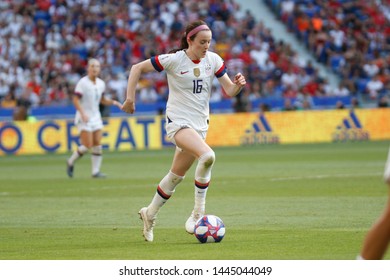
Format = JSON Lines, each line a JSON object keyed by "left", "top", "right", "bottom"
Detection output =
{"left": 207, "top": 108, "right": 390, "bottom": 146}
{"left": 0, "top": 116, "right": 172, "bottom": 156}
{"left": 1, "top": 108, "right": 389, "bottom": 156}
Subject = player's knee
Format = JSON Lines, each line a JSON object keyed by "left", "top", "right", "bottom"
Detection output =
{"left": 199, "top": 150, "right": 216, "bottom": 168}
{"left": 92, "top": 145, "right": 102, "bottom": 154}
{"left": 384, "top": 164, "right": 390, "bottom": 184}
{"left": 78, "top": 145, "right": 89, "bottom": 154}
{"left": 385, "top": 177, "right": 390, "bottom": 186}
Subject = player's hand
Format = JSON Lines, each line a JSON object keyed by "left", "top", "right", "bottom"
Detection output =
{"left": 234, "top": 73, "right": 246, "bottom": 87}
{"left": 122, "top": 99, "right": 135, "bottom": 114}
{"left": 81, "top": 113, "right": 89, "bottom": 123}
{"left": 112, "top": 100, "right": 122, "bottom": 110}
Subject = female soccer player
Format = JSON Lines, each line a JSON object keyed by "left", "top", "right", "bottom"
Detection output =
{"left": 67, "top": 58, "right": 122, "bottom": 178}
{"left": 121, "top": 20, "right": 246, "bottom": 242}
{"left": 359, "top": 149, "right": 390, "bottom": 259}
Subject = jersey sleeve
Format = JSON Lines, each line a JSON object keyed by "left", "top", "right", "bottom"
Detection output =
{"left": 102, "top": 80, "right": 106, "bottom": 93}
{"left": 213, "top": 53, "right": 227, "bottom": 78}
{"left": 74, "top": 80, "right": 84, "bottom": 98}
{"left": 150, "top": 53, "right": 173, "bottom": 72}
{"left": 100, "top": 80, "right": 106, "bottom": 99}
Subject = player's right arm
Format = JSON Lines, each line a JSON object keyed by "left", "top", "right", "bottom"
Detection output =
{"left": 72, "top": 95, "right": 88, "bottom": 123}
{"left": 122, "top": 59, "right": 156, "bottom": 114}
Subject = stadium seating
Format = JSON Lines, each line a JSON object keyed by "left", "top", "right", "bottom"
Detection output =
{"left": 0, "top": 0, "right": 368, "bottom": 120}
{"left": 265, "top": 0, "right": 390, "bottom": 103}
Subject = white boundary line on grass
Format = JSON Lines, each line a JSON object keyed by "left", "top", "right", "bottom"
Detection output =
{"left": 270, "top": 172, "right": 382, "bottom": 181}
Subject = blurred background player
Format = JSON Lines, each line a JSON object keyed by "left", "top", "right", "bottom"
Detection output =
{"left": 66, "top": 58, "right": 122, "bottom": 178}
{"left": 358, "top": 148, "right": 390, "bottom": 259}
{"left": 121, "top": 20, "right": 246, "bottom": 242}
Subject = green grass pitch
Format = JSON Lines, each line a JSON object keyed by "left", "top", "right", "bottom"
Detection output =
{"left": 0, "top": 141, "right": 389, "bottom": 260}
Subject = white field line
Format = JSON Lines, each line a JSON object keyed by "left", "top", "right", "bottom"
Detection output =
{"left": 270, "top": 172, "right": 382, "bottom": 181}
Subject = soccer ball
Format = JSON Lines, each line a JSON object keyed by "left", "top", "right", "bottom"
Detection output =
{"left": 194, "top": 215, "right": 225, "bottom": 243}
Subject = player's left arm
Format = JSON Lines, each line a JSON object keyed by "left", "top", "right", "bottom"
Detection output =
{"left": 99, "top": 81, "right": 122, "bottom": 109}
{"left": 100, "top": 95, "right": 122, "bottom": 109}
{"left": 100, "top": 87, "right": 122, "bottom": 110}
{"left": 218, "top": 72, "right": 246, "bottom": 97}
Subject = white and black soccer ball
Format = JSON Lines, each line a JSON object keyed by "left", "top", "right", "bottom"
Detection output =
{"left": 194, "top": 215, "right": 225, "bottom": 243}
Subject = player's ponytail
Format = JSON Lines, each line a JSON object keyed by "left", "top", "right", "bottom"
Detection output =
{"left": 168, "top": 20, "right": 210, "bottom": 54}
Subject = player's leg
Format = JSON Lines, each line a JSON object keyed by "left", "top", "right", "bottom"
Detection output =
{"left": 360, "top": 150, "right": 390, "bottom": 259}
{"left": 91, "top": 129, "right": 105, "bottom": 178}
{"left": 148, "top": 147, "right": 195, "bottom": 217}
{"left": 139, "top": 147, "right": 195, "bottom": 242}
{"left": 360, "top": 194, "right": 390, "bottom": 259}
{"left": 67, "top": 130, "right": 92, "bottom": 178}
{"left": 173, "top": 128, "right": 216, "bottom": 234}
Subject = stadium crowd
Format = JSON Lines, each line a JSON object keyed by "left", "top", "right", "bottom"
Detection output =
{"left": 0, "top": 0, "right": 388, "bottom": 118}
{"left": 266, "top": 0, "right": 390, "bottom": 104}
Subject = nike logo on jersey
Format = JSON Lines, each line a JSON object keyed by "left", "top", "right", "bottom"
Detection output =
{"left": 180, "top": 71, "right": 189, "bottom": 74}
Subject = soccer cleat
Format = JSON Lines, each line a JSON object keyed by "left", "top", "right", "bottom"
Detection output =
{"left": 139, "top": 207, "right": 155, "bottom": 242}
{"left": 92, "top": 172, "right": 107, "bottom": 178}
{"left": 185, "top": 210, "right": 203, "bottom": 234}
{"left": 67, "top": 162, "right": 74, "bottom": 178}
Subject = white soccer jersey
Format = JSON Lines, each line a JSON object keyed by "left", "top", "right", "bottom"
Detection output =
{"left": 74, "top": 76, "right": 106, "bottom": 125}
{"left": 151, "top": 50, "right": 226, "bottom": 132}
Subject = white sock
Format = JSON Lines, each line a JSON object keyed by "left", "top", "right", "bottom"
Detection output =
{"left": 68, "top": 145, "right": 88, "bottom": 165}
{"left": 194, "top": 151, "right": 215, "bottom": 214}
{"left": 194, "top": 181, "right": 209, "bottom": 215}
{"left": 147, "top": 171, "right": 184, "bottom": 218}
{"left": 91, "top": 145, "right": 102, "bottom": 175}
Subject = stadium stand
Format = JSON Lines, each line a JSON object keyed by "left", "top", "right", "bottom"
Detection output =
{"left": 264, "top": 0, "right": 389, "bottom": 105}
{"left": 1, "top": 0, "right": 380, "bottom": 120}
